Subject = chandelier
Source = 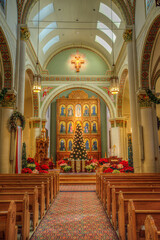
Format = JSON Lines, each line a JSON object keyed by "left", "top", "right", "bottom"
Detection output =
{"left": 109, "top": 73, "right": 119, "bottom": 95}
{"left": 109, "top": 0, "right": 119, "bottom": 95}
{"left": 33, "top": 0, "right": 41, "bottom": 93}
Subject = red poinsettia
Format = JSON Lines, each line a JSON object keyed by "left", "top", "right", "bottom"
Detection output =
{"left": 27, "top": 157, "right": 35, "bottom": 163}
{"left": 58, "top": 160, "right": 66, "bottom": 165}
{"left": 124, "top": 166, "right": 134, "bottom": 172}
{"left": 110, "top": 164, "right": 117, "bottom": 169}
{"left": 119, "top": 160, "right": 129, "bottom": 167}
{"left": 40, "top": 164, "right": 49, "bottom": 170}
{"left": 35, "top": 162, "right": 41, "bottom": 171}
{"left": 99, "top": 158, "right": 109, "bottom": 165}
{"left": 39, "top": 170, "right": 49, "bottom": 174}
{"left": 21, "top": 168, "right": 32, "bottom": 174}
{"left": 104, "top": 168, "right": 113, "bottom": 173}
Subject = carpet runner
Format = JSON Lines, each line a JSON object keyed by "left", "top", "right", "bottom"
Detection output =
{"left": 30, "top": 185, "right": 118, "bottom": 240}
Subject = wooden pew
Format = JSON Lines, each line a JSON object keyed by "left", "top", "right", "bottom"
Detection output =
{"left": 0, "top": 193, "right": 30, "bottom": 240}
{"left": 128, "top": 200, "right": 160, "bottom": 240}
{"left": 0, "top": 174, "right": 53, "bottom": 204}
{"left": 0, "top": 182, "right": 45, "bottom": 218}
{"left": 145, "top": 215, "right": 160, "bottom": 240}
{"left": 0, "top": 187, "right": 38, "bottom": 230}
{"left": 117, "top": 191, "right": 160, "bottom": 240}
{"left": 97, "top": 173, "right": 160, "bottom": 201}
{"left": 103, "top": 180, "right": 160, "bottom": 207}
{"left": 0, "top": 201, "right": 17, "bottom": 240}
{"left": 0, "top": 178, "right": 50, "bottom": 209}
{"left": 107, "top": 185, "right": 160, "bottom": 218}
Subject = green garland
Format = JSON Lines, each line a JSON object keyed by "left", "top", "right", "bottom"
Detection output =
{"left": 146, "top": 89, "right": 160, "bottom": 104}
{"left": 0, "top": 88, "right": 7, "bottom": 103}
{"left": 8, "top": 111, "right": 25, "bottom": 132}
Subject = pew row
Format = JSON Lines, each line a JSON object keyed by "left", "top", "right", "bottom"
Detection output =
{"left": 145, "top": 215, "right": 160, "bottom": 240}
{"left": 0, "top": 193, "right": 30, "bottom": 240}
{"left": 0, "top": 201, "right": 17, "bottom": 240}
{"left": 117, "top": 191, "right": 160, "bottom": 240}
{"left": 0, "top": 188, "right": 38, "bottom": 230}
{"left": 128, "top": 200, "right": 160, "bottom": 240}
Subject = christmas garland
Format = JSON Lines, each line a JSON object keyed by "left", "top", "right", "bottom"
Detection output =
{"left": 145, "top": 89, "right": 160, "bottom": 104}
{"left": 0, "top": 88, "right": 7, "bottom": 103}
{"left": 8, "top": 111, "right": 25, "bottom": 132}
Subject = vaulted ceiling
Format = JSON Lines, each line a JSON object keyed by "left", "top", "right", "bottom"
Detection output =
{"left": 27, "top": 0, "right": 126, "bottom": 69}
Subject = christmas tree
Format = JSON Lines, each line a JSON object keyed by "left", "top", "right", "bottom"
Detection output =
{"left": 69, "top": 124, "right": 88, "bottom": 160}
{"left": 22, "top": 142, "right": 27, "bottom": 168}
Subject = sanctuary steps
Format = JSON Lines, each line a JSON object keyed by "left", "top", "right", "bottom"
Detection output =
{"left": 60, "top": 173, "right": 96, "bottom": 184}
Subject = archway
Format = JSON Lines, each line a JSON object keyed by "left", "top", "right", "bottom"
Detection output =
{"left": 0, "top": 27, "right": 12, "bottom": 89}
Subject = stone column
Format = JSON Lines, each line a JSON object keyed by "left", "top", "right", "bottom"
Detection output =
{"left": 110, "top": 118, "right": 127, "bottom": 159}
{"left": 123, "top": 28, "right": 141, "bottom": 172}
{"left": 137, "top": 90, "right": 156, "bottom": 173}
{"left": 29, "top": 118, "right": 41, "bottom": 158}
{"left": 17, "top": 26, "right": 30, "bottom": 114}
{"left": 0, "top": 91, "right": 16, "bottom": 173}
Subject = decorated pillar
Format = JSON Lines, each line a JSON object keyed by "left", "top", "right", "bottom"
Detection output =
{"left": 109, "top": 118, "right": 127, "bottom": 159}
{"left": 0, "top": 91, "right": 16, "bottom": 173}
{"left": 137, "top": 90, "right": 156, "bottom": 173}
{"left": 123, "top": 28, "right": 141, "bottom": 172}
{"left": 29, "top": 118, "right": 41, "bottom": 158}
{"left": 17, "top": 25, "right": 30, "bottom": 114}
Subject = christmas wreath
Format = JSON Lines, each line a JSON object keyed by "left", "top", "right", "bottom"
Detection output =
{"left": 8, "top": 111, "right": 25, "bottom": 132}
{"left": 146, "top": 89, "right": 160, "bottom": 104}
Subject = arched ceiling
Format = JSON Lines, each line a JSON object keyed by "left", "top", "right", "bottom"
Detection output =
{"left": 27, "top": 0, "right": 126, "bottom": 69}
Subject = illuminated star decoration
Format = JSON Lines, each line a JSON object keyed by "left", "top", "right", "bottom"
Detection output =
{"left": 71, "top": 51, "right": 85, "bottom": 72}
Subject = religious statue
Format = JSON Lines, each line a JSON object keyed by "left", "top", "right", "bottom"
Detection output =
{"left": 85, "top": 140, "right": 89, "bottom": 150}
{"left": 68, "top": 140, "right": 72, "bottom": 151}
{"left": 92, "top": 141, "right": 97, "bottom": 151}
{"left": 84, "top": 122, "right": 89, "bottom": 133}
{"left": 68, "top": 106, "right": 73, "bottom": 116}
{"left": 60, "top": 140, "right": 65, "bottom": 151}
{"left": 75, "top": 104, "right": 81, "bottom": 117}
{"left": 93, "top": 123, "right": 97, "bottom": 133}
{"left": 68, "top": 122, "right": 73, "bottom": 133}
{"left": 60, "top": 123, "right": 65, "bottom": 133}
{"left": 60, "top": 105, "right": 65, "bottom": 116}
{"left": 84, "top": 105, "right": 89, "bottom": 116}
{"left": 91, "top": 105, "right": 97, "bottom": 116}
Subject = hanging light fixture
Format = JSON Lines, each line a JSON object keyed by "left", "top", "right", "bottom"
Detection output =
{"left": 155, "top": 0, "right": 160, "bottom": 6}
{"left": 33, "top": 0, "right": 41, "bottom": 93}
{"left": 109, "top": 0, "right": 119, "bottom": 95}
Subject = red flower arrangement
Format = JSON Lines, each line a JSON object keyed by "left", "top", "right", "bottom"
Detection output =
{"left": 104, "top": 168, "right": 113, "bottom": 173}
{"left": 99, "top": 158, "right": 109, "bottom": 165}
{"left": 41, "top": 164, "right": 49, "bottom": 170}
{"left": 39, "top": 170, "right": 49, "bottom": 174}
{"left": 27, "top": 157, "right": 35, "bottom": 163}
{"left": 21, "top": 168, "right": 32, "bottom": 174}
{"left": 119, "top": 160, "right": 129, "bottom": 167}
{"left": 58, "top": 160, "right": 66, "bottom": 165}
{"left": 35, "top": 162, "right": 41, "bottom": 171}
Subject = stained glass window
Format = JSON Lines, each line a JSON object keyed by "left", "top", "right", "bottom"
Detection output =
{"left": 0, "top": 0, "right": 6, "bottom": 13}
{"left": 146, "top": 0, "right": 154, "bottom": 14}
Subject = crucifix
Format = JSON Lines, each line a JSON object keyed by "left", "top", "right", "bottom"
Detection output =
{"left": 71, "top": 52, "right": 85, "bottom": 72}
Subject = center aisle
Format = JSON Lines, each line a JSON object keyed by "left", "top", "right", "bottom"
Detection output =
{"left": 30, "top": 185, "right": 118, "bottom": 240}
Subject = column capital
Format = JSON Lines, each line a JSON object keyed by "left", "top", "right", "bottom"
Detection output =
{"left": 109, "top": 117, "right": 127, "bottom": 128}
{"left": 123, "top": 29, "right": 133, "bottom": 42}
{"left": 0, "top": 89, "right": 16, "bottom": 108}
{"left": 29, "top": 117, "right": 41, "bottom": 128}
{"left": 20, "top": 25, "right": 30, "bottom": 41}
{"left": 137, "top": 89, "right": 152, "bottom": 108}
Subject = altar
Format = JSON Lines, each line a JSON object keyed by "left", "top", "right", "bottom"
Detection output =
{"left": 68, "top": 159, "right": 88, "bottom": 173}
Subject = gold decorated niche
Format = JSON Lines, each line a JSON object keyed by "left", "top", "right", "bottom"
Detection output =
{"left": 56, "top": 90, "right": 101, "bottom": 160}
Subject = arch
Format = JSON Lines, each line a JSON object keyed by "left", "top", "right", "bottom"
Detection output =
{"left": 151, "top": 56, "right": 160, "bottom": 89}
{"left": 44, "top": 45, "right": 111, "bottom": 70}
{"left": 141, "top": 15, "right": 160, "bottom": 89}
{"left": 25, "top": 68, "right": 39, "bottom": 117}
{"left": 0, "top": 27, "right": 13, "bottom": 89}
{"left": 40, "top": 84, "right": 116, "bottom": 120}
{"left": 20, "top": 0, "right": 132, "bottom": 26}
{"left": 117, "top": 68, "right": 128, "bottom": 117}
